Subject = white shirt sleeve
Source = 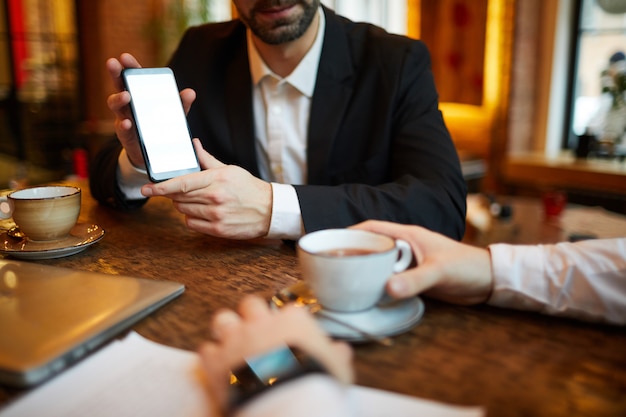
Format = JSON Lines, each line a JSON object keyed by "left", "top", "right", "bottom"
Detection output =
{"left": 487, "top": 238, "right": 626, "bottom": 325}
{"left": 267, "top": 183, "right": 304, "bottom": 240}
{"left": 234, "top": 375, "right": 353, "bottom": 417}
{"left": 116, "top": 149, "right": 150, "bottom": 200}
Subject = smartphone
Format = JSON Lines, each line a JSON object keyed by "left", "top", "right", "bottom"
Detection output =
{"left": 122, "top": 67, "right": 200, "bottom": 182}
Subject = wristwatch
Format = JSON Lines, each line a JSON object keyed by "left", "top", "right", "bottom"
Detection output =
{"left": 228, "top": 344, "right": 329, "bottom": 410}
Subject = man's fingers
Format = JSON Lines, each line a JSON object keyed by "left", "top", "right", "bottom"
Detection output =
{"left": 106, "top": 58, "right": 125, "bottom": 91}
{"left": 211, "top": 309, "right": 242, "bottom": 341}
{"left": 193, "top": 139, "right": 225, "bottom": 170}
{"left": 106, "top": 91, "right": 131, "bottom": 114}
{"left": 238, "top": 295, "right": 273, "bottom": 321}
{"left": 141, "top": 170, "right": 212, "bottom": 197}
{"left": 180, "top": 88, "right": 196, "bottom": 114}
{"left": 352, "top": 220, "right": 419, "bottom": 243}
{"left": 119, "top": 52, "right": 142, "bottom": 69}
{"left": 386, "top": 267, "right": 437, "bottom": 299}
{"left": 107, "top": 53, "right": 141, "bottom": 91}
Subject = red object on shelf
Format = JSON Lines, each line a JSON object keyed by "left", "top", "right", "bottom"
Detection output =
{"left": 542, "top": 190, "right": 567, "bottom": 220}
{"left": 73, "top": 149, "right": 89, "bottom": 178}
{"left": 7, "top": 0, "right": 28, "bottom": 89}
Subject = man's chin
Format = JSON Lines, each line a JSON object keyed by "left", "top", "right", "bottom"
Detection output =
{"left": 255, "top": 25, "right": 304, "bottom": 45}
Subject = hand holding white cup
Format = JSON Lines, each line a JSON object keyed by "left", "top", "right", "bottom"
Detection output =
{"left": 0, "top": 185, "right": 81, "bottom": 241}
{"left": 297, "top": 229, "right": 413, "bottom": 313}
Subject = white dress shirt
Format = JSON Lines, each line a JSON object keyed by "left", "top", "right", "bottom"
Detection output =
{"left": 117, "top": 8, "right": 326, "bottom": 240}
{"left": 488, "top": 237, "right": 626, "bottom": 324}
{"left": 247, "top": 7, "right": 325, "bottom": 239}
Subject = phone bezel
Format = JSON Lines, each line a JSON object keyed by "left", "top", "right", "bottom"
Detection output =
{"left": 122, "top": 67, "right": 201, "bottom": 182}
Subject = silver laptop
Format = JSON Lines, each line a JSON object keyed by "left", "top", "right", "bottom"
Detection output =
{"left": 0, "top": 259, "right": 184, "bottom": 388}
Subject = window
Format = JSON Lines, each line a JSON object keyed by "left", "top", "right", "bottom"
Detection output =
{"left": 320, "top": 0, "right": 407, "bottom": 35}
{"left": 0, "top": 0, "right": 80, "bottom": 173}
{"left": 569, "top": 0, "right": 626, "bottom": 156}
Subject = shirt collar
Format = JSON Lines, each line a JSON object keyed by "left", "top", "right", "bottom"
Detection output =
{"left": 247, "top": 6, "right": 325, "bottom": 97}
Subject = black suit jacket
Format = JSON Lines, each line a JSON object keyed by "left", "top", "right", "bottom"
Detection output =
{"left": 90, "top": 7, "right": 467, "bottom": 239}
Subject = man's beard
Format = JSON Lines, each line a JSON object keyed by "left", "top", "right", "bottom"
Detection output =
{"left": 239, "top": 0, "right": 320, "bottom": 45}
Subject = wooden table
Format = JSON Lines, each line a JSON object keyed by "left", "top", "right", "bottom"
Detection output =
{"left": 1, "top": 182, "right": 625, "bottom": 417}
{"left": 463, "top": 195, "right": 569, "bottom": 246}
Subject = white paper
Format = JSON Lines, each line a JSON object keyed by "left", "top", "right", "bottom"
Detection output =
{"left": 0, "top": 333, "right": 210, "bottom": 417}
{"left": 351, "top": 386, "right": 483, "bottom": 417}
{"left": 560, "top": 206, "right": 626, "bottom": 239}
{"left": 0, "top": 332, "right": 484, "bottom": 417}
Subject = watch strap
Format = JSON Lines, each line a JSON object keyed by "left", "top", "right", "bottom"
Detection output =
{"left": 228, "top": 344, "right": 329, "bottom": 410}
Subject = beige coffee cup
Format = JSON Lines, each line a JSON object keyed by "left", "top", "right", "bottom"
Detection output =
{"left": 297, "top": 228, "right": 413, "bottom": 313}
{"left": 0, "top": 185, "right": 81, "bottom": 241}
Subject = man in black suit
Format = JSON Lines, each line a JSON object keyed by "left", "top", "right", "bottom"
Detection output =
{"left": 91, "top": 0, "right": 467, "bottom": 241}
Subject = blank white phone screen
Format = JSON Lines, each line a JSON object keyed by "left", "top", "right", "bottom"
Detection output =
{"left": 126, "top": 73, "right": 197, "bottom": 175}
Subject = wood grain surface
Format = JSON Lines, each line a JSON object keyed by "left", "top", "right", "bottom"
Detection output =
{"left": 1, "top": 180, "right": 624, "bottom": 417}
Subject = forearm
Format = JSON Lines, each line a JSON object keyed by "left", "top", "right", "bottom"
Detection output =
{"left": 487, "top": 238, "right": 626, "bottom": 324}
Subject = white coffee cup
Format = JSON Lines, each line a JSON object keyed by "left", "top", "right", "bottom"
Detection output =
{"left": 0, "top": 185, "right": 81, "bottom": 241}
{"left": 297, "top": 228, "right": 413, "bottom": 313}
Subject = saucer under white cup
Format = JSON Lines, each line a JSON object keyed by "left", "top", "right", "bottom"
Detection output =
{"left": 279, "top": 281, "right": 425, "bottom": 342}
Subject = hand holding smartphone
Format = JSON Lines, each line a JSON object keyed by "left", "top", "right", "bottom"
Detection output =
{"left": 122, "top": 67, "right": 200, "bottom": 182}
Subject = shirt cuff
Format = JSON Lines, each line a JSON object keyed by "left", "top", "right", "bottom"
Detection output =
{"left": 233, "top": 375, "right": 352, "bottom": 417}
{"left": 267, "top": 183, "right": 304, "bottom": 240}
{"left": 117, "top": 149, "right": 150, "bottom": 200}
{"left": 486, "top": 243, "right": 549, "bottom": 312}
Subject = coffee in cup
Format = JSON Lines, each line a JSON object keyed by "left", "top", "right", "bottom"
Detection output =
{"left": 0, "top": 185, "right": 81, "bottom": 241}
{"left": 297, "top": 228, "right": 412, "bottom": 313}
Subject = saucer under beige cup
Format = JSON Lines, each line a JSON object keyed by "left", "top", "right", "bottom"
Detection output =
{"left": 0, "top": 185, "right": 81, "bottom": 241}
{"left": 297, "top": 228, "right": 413, "bottom": 313}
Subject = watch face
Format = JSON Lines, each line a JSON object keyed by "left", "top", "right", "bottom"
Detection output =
{"left": 229, "top": 345, "right": 327, "bottom": 408}
{"left": 246, "top": 345, "right": 303, "bottom": 384}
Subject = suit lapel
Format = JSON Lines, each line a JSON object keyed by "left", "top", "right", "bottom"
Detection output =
{"left": 308, "top": 7, "right": 354, "bottom": 184}
{"left": 224, "top": 33, "right": 260, "bottom": 177}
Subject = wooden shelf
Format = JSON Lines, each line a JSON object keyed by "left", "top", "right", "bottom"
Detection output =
{"left": 503, "top": 152, "right": 626, "bottom": 194}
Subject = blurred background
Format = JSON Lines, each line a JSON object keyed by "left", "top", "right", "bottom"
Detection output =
{"left": 0, "top": 0, "right": 625, "bottom": 213}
